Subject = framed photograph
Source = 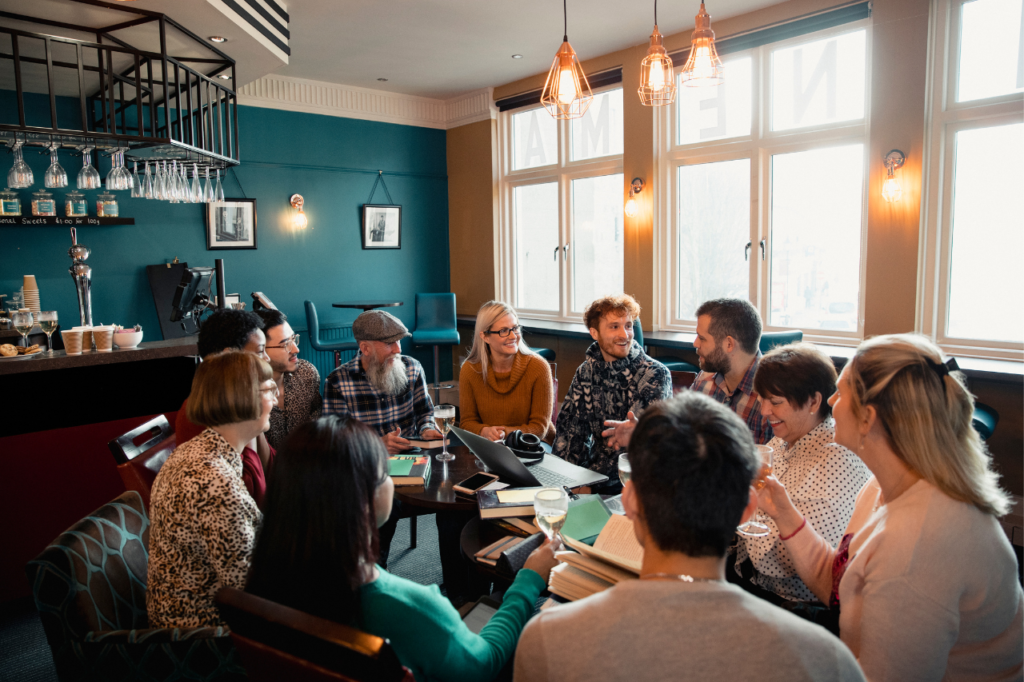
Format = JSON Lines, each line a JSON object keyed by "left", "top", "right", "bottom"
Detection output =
{"left": 361, "top": 204, "right": 402, "bottom": 249}
{"left": 205, "top": 199, "right": 257, "bottom": 250}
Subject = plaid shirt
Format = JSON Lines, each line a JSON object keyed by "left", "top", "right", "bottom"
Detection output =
{"left": 691, "top": 352, "right": 773, "bottom": 444}
{"left": 324, "top": 353, "right": 436, "bottom": 438}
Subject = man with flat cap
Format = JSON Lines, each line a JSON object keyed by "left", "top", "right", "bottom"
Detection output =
{"left": 324, "top": 309, "right": 443, "bottom": 452}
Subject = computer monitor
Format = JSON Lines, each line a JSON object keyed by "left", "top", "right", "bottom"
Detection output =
{"left": 169, "top": 266, "right": 214, "bottom": 323}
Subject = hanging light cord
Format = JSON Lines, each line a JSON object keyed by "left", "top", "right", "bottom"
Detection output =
{"left": 655, "top": 0, "right": 658, "bottom": 25}
{"left": 563, "top": 0, "right": 568, "bottom": 41}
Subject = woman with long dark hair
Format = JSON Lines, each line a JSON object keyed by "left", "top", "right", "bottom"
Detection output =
{"left": 247, "top": 416, "right": 558, "bottom": 682}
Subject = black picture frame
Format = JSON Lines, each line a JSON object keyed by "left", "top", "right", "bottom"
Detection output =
{"left": 205, "top": 199, "right": 258, "bottom": 250}
{"left": 361, "top": 204, "right": 402, "bottom": 249}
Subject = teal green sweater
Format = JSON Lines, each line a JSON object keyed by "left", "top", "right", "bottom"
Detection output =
{"left": 359, "top": 567, "right": 546, "bottom": 682}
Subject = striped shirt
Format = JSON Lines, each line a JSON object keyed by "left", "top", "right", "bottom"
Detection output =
{"left": 324, "top": 353, "right": 435, "bottom": 438}
{"left": 691, "top": 352, "right": 773, "bottom": 444}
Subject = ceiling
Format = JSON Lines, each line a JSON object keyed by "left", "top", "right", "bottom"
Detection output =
{"left": 0, "top": 0, "right": 782, "bottom": 101}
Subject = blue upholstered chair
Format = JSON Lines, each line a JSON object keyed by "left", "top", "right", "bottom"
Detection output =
{"left": 972, "top": 402, "right": 999, "bottom": 441}
{"left": 306, "top": 300, "right": 359, "bottom": 369}
{"left": 534, "top": 347, "right": 556, "bottom": 362}
{"left": 760, "top": 330, "right": 803, "bottom": 352}
{"left": 26, "top": 491, "right": 244, "bottom": 682}
{"left": 412, "top": 294, "right": 460, "bottom": 404}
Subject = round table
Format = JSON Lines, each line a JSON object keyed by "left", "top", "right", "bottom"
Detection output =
{"left": 332, "top": 300, "right": 403, "bottom": 311}
{"left": 460, "top": 515, "right": 520, "bottom": 581}
{"left": 393, "top": 445, "right": 482, "bottom": 511}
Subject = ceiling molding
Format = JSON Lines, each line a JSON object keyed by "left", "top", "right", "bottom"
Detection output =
{"left": 237, "top": 75, "right": 495, "bottom": 130}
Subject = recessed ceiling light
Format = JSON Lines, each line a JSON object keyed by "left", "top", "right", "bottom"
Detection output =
{"left": 218, "top": 74, "right": 231, "bottom": 79}
{"left": 377, "top": 78, "right": 388, "bottom": 82}
{"left": 512, "top": 54, "right": 523, "bottom": 59}
{"left": 208, "top": 36, "right": 227, "bottom": 43}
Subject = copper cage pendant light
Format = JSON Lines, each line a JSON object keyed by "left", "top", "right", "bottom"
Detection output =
{"left": 680, "top": 1, "right": 724, "bottom": 87}
{"left": 540, "top": 0, "right": 593, "bottom": 119}
{"left": 639, "top": 0, "right": 676, "bottom": 106}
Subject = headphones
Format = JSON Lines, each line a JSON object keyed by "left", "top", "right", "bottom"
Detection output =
{"left": 504, "top": 430, "right": 544, "bottom": 463}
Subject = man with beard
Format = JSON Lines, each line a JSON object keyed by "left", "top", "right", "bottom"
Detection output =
{"left": 255, "top": 309, "right": 322, "bottom": 450}
{"left": 689, "top": 298, "right": 773, "bottom": 444}
{"left": 553, "top": 294, "right": 671, "bottom": 491}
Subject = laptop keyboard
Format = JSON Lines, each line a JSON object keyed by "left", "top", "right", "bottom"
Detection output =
{"left": 529, "top": 466, "right": 578, "bottom": 489}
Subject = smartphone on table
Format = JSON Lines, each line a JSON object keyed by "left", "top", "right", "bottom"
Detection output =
{"left": 453, "top": 472, "right": 500, "bottom": 496}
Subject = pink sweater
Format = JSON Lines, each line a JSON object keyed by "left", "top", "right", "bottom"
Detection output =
{"left": 784, "top": 478, "right": 1023, "bottom": 681}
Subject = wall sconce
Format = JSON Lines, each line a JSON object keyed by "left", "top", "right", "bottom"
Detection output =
{"left": 882, "top": 150, "right": 905, "bottom": 203}
{"left": 625, "top": 178, "right": 644, "bottom": 218}
{"left": 290, "top": 194, "right": 307, "bottom": 229}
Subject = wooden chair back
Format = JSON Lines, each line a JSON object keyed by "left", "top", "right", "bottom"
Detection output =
{"left": 107, "top": 415, "right": 176, "bottom": 509}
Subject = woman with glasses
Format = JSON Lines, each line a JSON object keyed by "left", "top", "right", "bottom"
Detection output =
{"left": 255, "top": 309, "right": 322, "bottom": 450}
{"left": 148, "top": 350, "right": 278, "bottom": 627}
{"left": 460, "top": 301, "right": 555, "bottom": 442}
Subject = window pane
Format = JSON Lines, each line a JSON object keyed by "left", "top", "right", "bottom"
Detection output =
{"left": 571, "top": 89, "right": 624, "bottom": 161}
{"left": 769, "top": 145, "right": 863, "bottom": 330}
{"left": 514, "top": 183, "right": 560, "bottom": 311}
{"left": 512, "top": 108, "right": 557, "bottom": 170}
{"left": 677, "top": 160, "right": 751, "bottom": 320}
{"left": 571, "top": 174, "right": 624, "bottom": 312}
{"left": 947, "top": 124, "right": 1024, "bottom": 342}
{"left": 771, "top": 30, "right": 866, "bottom": 131}
{"left": 678, "top": 56, "right": 753, "bottom": 145}
{"left": 957, "top": 0, "right": 1024, "bottom": 102}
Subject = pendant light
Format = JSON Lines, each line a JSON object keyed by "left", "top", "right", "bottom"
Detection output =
{"left": 680, "top": 2, "right": 724, "bottom": 87}
{"left": 639, "top": 0, "right": 676, "bottom": 106}
{"left": 540, "top": 0, "right": 593, "bottom": 119}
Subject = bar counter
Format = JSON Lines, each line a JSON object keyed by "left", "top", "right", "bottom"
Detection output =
{"left": 0, "top": 337, "right": 197, "bottom": 376}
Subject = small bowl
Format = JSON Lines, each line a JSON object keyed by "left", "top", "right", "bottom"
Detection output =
{"left": 113, "top": 330, "right": 143, "bottom": 349}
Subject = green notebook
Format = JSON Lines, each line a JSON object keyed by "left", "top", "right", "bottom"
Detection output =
{"left": 561, "top": 495, "right": 611, "bottom": 545}
{"left": 388, "top": 458, "right": 415, "bottom": 476}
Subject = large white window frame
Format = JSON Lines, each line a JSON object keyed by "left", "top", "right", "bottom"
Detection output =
{"left": 918, "top": 0, "right": 1024, "bottom": 360}
{"left": 654, "top": 21, "right": 872, "bottom": 344}
{"left": 497, "top": 85, "right": 624, "bottom": 323}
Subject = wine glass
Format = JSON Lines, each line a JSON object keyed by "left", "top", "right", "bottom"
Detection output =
{"left": 737, "top": 445, "right": 774, "bottom": 537}
{"left": 155, "top": 161, "right": 167, "bottom": 200}
{"left": 8, "top": 142, "right": 33, "bottom": 189}
{"left": 142, "top": 161, "right": 154, "bottom": 199}
{"left": 130, "top": 161, "right": 142, "bottom": 198}
{"left": 214, "top": 169, "right": 225, "bottom": 201}
{"left": 203, "top": 167, "right": 215, "bottom": 203}
{"left": 12, "top": 311, "right": 33, "bottom": 348}
{"left": 190, "top": 163, "right": 203, "bottom": 203}
{"left": 77, "top": 148, "right": 101, "bottom": 190}
{"left": 168, "top": 161, "right": 180, "bottom": 202}
{"left": 37, "top": 310, "right": 58, "bottom": 355}
{"left": 44, "top": 145, "right": 67, "bottom": 188}
{"left": 618, "top": 452, "right": 631, "bottom": 485}
{"left": 534, "top": 487, "right": 569, "bottom": 544}
{"left": 433, "top": 404, "right": 456, "bottom": 462}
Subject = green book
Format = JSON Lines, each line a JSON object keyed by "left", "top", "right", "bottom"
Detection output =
{"left": 388, "top": 458, "right": 415, "bottom": 476}
{"left": 561, "top": 495, "right": 611, "bottom": 545}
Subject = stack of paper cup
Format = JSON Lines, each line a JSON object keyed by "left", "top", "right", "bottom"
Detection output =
{"left": 61, "top": 329, "right": 83, "bottom": 355}
{"left": 73, "top": 326, "right": 94, "bottom": 351}
{"left": 22, "top": 276, "right": 40, "bottom": 313}
{"left": 93, "top": 326, "right": 114, "bottom": 352}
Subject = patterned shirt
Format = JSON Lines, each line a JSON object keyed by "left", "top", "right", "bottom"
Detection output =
{"left": 736, "top": 418, "right": 871, "bottom": 601}
{"left": 691, "top": 352, "right": 773, "bottom": 444}
{"left": 147, "top": 428, "right": 261, "bottom": 628}
{"left": 323, "top": 353, "right": 435, "bottom": 438}
{"left": 553, "top": 341, "right": 672, "bottom": 478}
{"left": 266, "top": 358, "right": 323, "bottom": 450}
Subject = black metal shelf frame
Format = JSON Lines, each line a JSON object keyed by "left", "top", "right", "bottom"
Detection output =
{"left": 0, "top": 0, "right": 239, "bottom": 170}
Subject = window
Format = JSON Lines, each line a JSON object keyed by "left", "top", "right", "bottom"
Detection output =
{"left": 657, "top": 24, "right": 870, "bottom": 340}
{"left": 919, "top": 0, "right": 1024, "bottom": 359}
{"left": 499, "top": 87, "right": 624, "bottom": 320}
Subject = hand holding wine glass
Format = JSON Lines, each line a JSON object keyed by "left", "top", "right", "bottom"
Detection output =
{"left": 756, "top": 475, "right": 804, "bottom": 538}
{"left": 737, "top": 445, "right": 773, "bottom": 537}
{"left": 522, "top": 536, "right": 559, "bottom": 580}
{"left": 534, "top": 487, "right": 569, "bottom": 546}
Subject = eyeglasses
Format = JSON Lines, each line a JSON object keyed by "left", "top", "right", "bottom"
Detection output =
{"left": 261, "top": 385, "right": 280, "bottom": 397}
{"left": 484, "top": 325, "right": 521, "bottom": 338}
{"left": 266, "top": 334, "right": 300, "bottom": 349}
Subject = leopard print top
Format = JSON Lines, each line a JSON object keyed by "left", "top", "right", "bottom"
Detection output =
{"left": 266, "top": 358, "right": 322, "bottom": 450}
{"left": 147, "top": 428, "right": 262, "bottom": 628}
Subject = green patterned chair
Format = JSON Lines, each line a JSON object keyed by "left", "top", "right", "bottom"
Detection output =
{"left": 26, "top": 491, "right": 246, "bottom": 681}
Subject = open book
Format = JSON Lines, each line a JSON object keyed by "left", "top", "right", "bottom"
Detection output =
{"left": 550, "top": 514, "right": 643, "bottom": 601}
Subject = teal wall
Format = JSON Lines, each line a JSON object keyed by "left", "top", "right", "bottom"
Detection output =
{"left": 0, "top": 101, "right": 453, "bottom": 380}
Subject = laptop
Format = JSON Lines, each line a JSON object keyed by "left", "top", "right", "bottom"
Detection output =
{"left": 450, "top": 426, "right": 608, "bottom": 489}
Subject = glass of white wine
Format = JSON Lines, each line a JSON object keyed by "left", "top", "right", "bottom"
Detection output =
{"left": 37, "top": 311, "right": 58, "bottom": 355}
{"left": 618, "top": 453, "right": 631, "bottom": 485}
{"left": 737, "top": 445, "right": 774, "bottom": 537}
{"left": 12, "top": 311, "right": 33, "bottom": 349}
{"left": 534, "top": 487, "right": 568, "bottom": 546}
{"left": 433, "top": 404, "right": 456, "bottom": 462}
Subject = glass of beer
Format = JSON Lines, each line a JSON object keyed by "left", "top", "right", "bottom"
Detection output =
{"left": 737, "top": 445, "right": 773, "bottom": 537}
{"left": 618, "top": 453, "right": 631, "bottom": 485}
{"left": 534, "top": 487, "right": 568, "bottom": 544}
{"left": 433, "top": 404, "right": 456, "bottom": 462}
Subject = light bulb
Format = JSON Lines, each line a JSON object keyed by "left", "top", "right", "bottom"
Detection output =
{"left": 882, "top": 176, "right": 902, "bottom": 203}
{"left": 649, "top": 59, "right": 666, "bottom": 91}
{"left": 625, "top": 198, "right": 638, "bottom": 218}
{"left": 293, "top": 209, "right": 308, "bottom": 229}
{"left": 557, "top": 66, "right": 578, "bottom": 105}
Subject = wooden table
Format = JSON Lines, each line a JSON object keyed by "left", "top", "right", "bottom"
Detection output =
{"left": 393, "top": 444, "right": 482, "bottom": 512}
{"left": 460, "top": 515, "right": 521, "bottom": 581}
{"left": 333, "top": 300, "right": 403, "bottom": 311}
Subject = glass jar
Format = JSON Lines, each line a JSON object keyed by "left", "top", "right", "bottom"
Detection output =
{"left": 65, "top": 191, "right": 87, "bottom": 217}
{"left": 0, "top": 188, "right": 20, "bottom": 216}
{"left": 96, "top": 192, "right": 118, "bottom": 217}
{"left": 31, "top": 189, "right": 56, "bottom": 216}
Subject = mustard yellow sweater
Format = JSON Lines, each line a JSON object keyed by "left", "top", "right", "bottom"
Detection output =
{"left": 459, "top": 352, "right": 555, "bottom": 443}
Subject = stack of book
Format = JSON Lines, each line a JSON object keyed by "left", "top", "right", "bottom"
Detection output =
{"left": 548, "top": 514, "right": 643, "bottom": 601}
{"left": 388, "top": 456, "right": 429, "bottom": 486}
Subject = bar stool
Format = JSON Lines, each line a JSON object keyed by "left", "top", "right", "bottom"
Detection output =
{"left": 412, "top": 293, "right": 460, "bottom": 404}
{"left": 305, "top": 300, "right": 359, "bottom": 369}
{"left": 972, "top": 403, "right": 999, "bottom": 441}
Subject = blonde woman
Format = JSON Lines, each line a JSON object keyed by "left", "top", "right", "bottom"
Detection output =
{"left": 757, "top": 334, "right": 1022, "bottom": 681}
{"left": 459, "top": 301, "right": 554, "bottom": 442}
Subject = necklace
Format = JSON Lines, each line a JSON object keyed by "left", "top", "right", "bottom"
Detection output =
{"left": 639, "top": 573, "right": 723, "bottom": 583}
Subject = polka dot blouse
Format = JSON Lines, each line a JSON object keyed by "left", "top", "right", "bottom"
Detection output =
{"left": 737, "top": 417, "right": 872, "bottom": 603}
